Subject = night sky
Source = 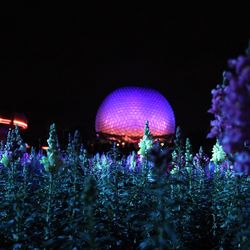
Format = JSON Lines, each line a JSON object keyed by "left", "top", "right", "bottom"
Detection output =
{"left": 0, "top": 3, "right": 250, "bottom": 151}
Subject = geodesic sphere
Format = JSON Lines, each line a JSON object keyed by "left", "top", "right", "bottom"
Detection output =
{"left": 95, "top": 87, "right": 175, "bottom": 141}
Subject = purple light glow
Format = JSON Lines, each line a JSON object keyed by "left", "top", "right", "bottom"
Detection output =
{"left": 95, "top": 87, "right": 175, "bottom": 142}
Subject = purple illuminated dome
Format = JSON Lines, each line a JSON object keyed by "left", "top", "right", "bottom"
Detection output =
{"left": 95, "top": 87, "right": 175, "bottom": 143}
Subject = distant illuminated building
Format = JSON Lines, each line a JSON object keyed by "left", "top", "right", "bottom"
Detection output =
{"left": 95, "top": 87, "right": 175, "bottom": 143}
{"left": 0, "top": 113, "right": 28, "bottom": 140}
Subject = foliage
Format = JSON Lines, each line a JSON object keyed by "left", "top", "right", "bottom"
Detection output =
{"left": 138, "top": 121, "right": 153, "bottom": 160}
{"left": 0, "top": 125, "right": 249, "bottom": 250}
{"left": 208, "top": 45, "right": 250, "bottom": 175}
{"left": 211, "top": 139, "right": 226, "bottom": 165}
{"left": 40, "top": 124, "right": 62, "bottom": 173}
{"left": 184, "top": 138, "right": 193, "bottom": 168}
{"left": 171, "top": 126, "right": 185, "bottom": 169}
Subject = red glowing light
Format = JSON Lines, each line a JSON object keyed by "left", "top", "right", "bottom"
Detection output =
{"left": 0, "top": 116, "right": 28, "bottom": 129}
{"left": 42, "top": 146, "right": 49, "bottom": 150}
{"left": 0, "top": 118, "right": 11, "bottom": 125}
{"left": 13, "top": 120, "right": 28, "bottom": 129}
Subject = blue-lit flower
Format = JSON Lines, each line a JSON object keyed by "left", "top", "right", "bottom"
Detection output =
{"left": 208, "top": 50, "right": 250, "bottom": 175}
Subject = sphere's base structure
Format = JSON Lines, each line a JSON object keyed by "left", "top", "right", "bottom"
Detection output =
{"left": 96, "top": 132, "right": 174, "bottom": 144}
